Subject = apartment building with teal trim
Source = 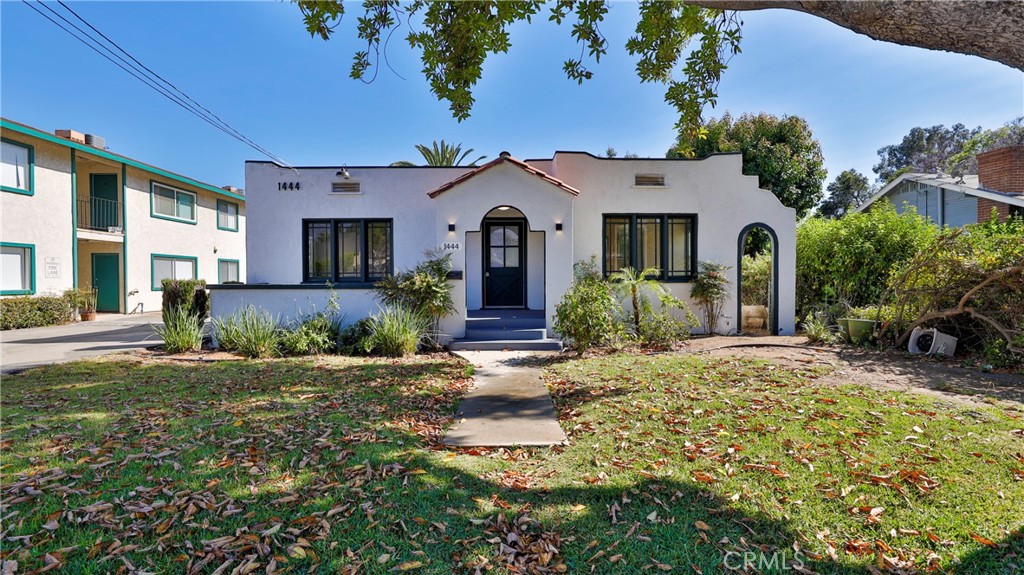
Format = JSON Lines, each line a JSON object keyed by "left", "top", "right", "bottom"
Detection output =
{"left": 0, "top": 118, "right": 245, "bottom": 314}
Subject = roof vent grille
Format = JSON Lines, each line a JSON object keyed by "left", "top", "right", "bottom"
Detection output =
{"left": 85, "top": 134, "right": 106, "bottom": 149}
{"left": 634, "top": 173, "right": 665, "bottom": 187}
{"left": 331, "top": 181, "right": 361, "bottom": 194}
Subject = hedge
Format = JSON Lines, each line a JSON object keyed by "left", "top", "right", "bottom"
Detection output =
{"left": 0, "top": 295, "right": 74, "bottom": 330}
{"left": 161, "top": 279, "right": 209, "bottom": 326}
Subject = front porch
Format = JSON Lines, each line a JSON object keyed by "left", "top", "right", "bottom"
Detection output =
{"left": 450, "top": 309, "right": 561, "bottom": 351}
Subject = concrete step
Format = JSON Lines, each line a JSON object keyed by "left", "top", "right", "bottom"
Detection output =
{"left": 467, "top": 309, "right": 545, "bottom": 320}
{"left": 449, "top": 339, "right": 563, "bottom": 352}
{"left": 464, "top": 328, "right": 548, "bottom": 341}
{"left": 465, "top": 317, "right": 545, "bottom": 329}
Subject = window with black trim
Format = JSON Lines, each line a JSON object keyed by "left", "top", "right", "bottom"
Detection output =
{"left": 603, "top": 214, "right": 696, "bottom": 280}
{"left": 303, "top": 219, "right": 392, "bottom": 283}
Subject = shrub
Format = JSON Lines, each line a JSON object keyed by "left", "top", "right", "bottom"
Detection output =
{"left": 553, "top": 259, "right": 619, "bottom": 353}
{"left": 690, "top": 261, "right": 731, "bottom": 335}
{"left": 637, "top": 302, "right": 698, "bottom": 349}
{"left": 212, "top": 305, "right": 281, "bottom": 358}
{"left": 0, "top": 295, "right": 74, "bottom": 330}
{"left": 161, "top": 279, "right": 209, "bottom": 327}
{"left": 374, "top": 250, "right": 454, "bottom": 345}
{"left": 154, "top": 305, "right": 204, "bottom": 353}
{"left": 362, "top": 305, "right": 429, "bottom": 357}
{"left": 279, "top": 290, "right": 342, "bottom": 356}
{"left": 796, "top": 202, "right": 937, "bottom": 319}
{"left": 337, "top": 318, "right": 374, "bottom": 356}
{"left": 280, "top": 313, "right": 340, "bottom": 355}
{"left": 741, "top": 253, "right": 771, "bottom": 306}
{"left": 880, "top": 215, "right": 1024, "bottom": 357}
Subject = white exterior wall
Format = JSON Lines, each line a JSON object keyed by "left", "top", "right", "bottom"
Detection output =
{"left": 0, "top": 123, "right": 245, "bottom": 315}
{"left": 125, "top": 167, "right": 246, "bottom": 314}
{"left": 226, "top": 152, "right": 796, "bottom": 336}
{"left": 0, "top": 136, "right": 75, "bottom": 296}
{"left": 552, "top": 152, "right": 795, "bottom": 334}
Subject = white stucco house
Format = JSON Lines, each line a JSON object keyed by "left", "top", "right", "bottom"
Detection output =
{"left": 211, "top": 151, "right": 795, "bottom": 349}
{"left": 1, "top": 118, "right": 245, "bottom": 315}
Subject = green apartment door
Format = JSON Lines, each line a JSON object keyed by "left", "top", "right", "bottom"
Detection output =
{"left": 90, "top": 174, "right": 118, "bottom": 230}
{"left": 92, "top": 254, "right": 120, "bottom": 312}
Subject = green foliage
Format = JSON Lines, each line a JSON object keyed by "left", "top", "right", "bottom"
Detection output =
{"left": 817, "top": 169, "right": 874, "bottom": 219}
{"left": 160, "top": 279, "right": 209, "bottom": 328}
{"left": 392, "top": 140, "right": 486, "bottom": 167}
{"left": 796, "top": 202, "right": 938, "bottom": 319}
{"left": 336, "top": 318, "right": 374, "bottom": 356}
{"left": 363, "top": 305, "right": 429, "bottom": 358}
{"left": 690, "top": 261, "right": 731, "bottom": 335}
{"left": 0, "top": 295, "right": 74, "bottom": 330}
{"left": 740, "top": 253, "right": 771, "bottom": 306}
{"left": 212, "top": 305, "right": 281, "bottom": 359}
{"left": 608, "top": 266, "right": 663, "bottom": 334}
{"left": 154, "top": 305, "right": 204, "bottom": 353}
{"left": 374, "top": 251, "right": 454, "bottom": 345}
{"left": 637, "top": 298, "right": 698, "bottom": 350}
{"left": 279, "top": 291, "right": 342, "bottom": 356}
{"left": 945, "top": 117, "right": 1024, "bottom": 175}
{"left": 63, "top": 288, "right": 97, "bottom": 314}
{"left": 553, "top": 259, "right": 619, "bottom": 353}
{"left": 881, "top": 215, "right": 1024, "bottom": 355}
{"left": 295, "top": 1, "right": 740, "bottom": 133}
{"left": 668, "top": 112, "right": 827, "bottom": 221}
{"left": 873, "top": 123, "right": 981, "bottom": 183}
{"left": 802, "top": 312, "right": 842, "bottom": 345}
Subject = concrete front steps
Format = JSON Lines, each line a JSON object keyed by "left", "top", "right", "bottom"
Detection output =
{"left": 449, "top": 309, "right": 563, "bottom": 352}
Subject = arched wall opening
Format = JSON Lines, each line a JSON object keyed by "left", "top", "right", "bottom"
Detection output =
{"left": 736, "top": 223, "right": 779, "bottom": 335}
{"left": 464, "top": 205, "right": 545, "bottom": 310}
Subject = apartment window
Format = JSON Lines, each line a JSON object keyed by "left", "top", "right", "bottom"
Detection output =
{"left": 151, "top": 182, "right": 197, "bottom": 223}
{"left": 152, "top": 254, "right": 197, "bottom": 290}
{"left": 603, "top": 214, "right": 696, "bottom": 280}
{"left": 1, "top": 243, "right": 34, "bottom": 295}
{"left": 218, "top": 259, "right": 240, "bottom": 283}
{"left": 1, "top": 139, "right": 34, "bottom": 195}
{"left": 217, "top": 200, "right": 239, "bottom": 231}
{"left": 303, "top": 219, "right": 392, "bottom": 283}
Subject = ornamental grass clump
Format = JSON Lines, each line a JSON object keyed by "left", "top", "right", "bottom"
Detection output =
{"left": 154, "top": 305, "right": 204, "bottom": 353}
{"left": 362, "top": 305, "right": 429, "bottom": 357}
{"left": 212, "top": 305, "right": 281, "bottom": 358}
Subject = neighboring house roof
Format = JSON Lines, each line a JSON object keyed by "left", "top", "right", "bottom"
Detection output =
{"left": 854, "top": 172, "right": 1024, "bottom": 213}
{"left": 426, "top": 153, "right": 581, "bottom": 198}
{"left": 1, "top": 118, "right": 245, "bottom": 201}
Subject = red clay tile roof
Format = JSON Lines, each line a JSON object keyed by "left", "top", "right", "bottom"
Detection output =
{"left": 426, "top": 154, "right": 580, "bottom": 198}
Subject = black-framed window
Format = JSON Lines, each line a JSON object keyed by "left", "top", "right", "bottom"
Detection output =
{"left": 602, "top": 214, "right": 696, "bottom": 280}
{"left": 303, "top": 219, "right": 392, "bottom": 283}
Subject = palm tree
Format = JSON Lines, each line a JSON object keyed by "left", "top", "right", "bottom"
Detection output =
{"left": 608, "top": 266, "right": 664, "bottom": 334}
{"left": 391, "top": 140, "right": 487, "bottom": 167}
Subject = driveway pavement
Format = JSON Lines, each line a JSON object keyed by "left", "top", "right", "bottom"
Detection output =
{"left": 1, "top": 313, "right": 163, "bottom": 374}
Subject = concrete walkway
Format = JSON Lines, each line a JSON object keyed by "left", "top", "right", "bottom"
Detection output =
{"left": 1, "top": 312, "right": 163, "bottom": 374}
{"left": 443, "top": 350, "right": 567, "bottom": 447}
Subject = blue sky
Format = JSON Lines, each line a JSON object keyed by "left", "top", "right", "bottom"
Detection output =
{"left": 2, "top": 1, "right": 1022, "bottom": 191}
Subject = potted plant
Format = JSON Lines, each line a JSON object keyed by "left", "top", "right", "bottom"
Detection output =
{"left": 843, "top": 306, "right": 878, "bottom": 343}
{"left": 79, "top": 289, "right": 98, "bottom": 321}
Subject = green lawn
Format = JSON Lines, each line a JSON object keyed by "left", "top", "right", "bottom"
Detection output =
{"left": 1, "top": 353, "right": 1021, "bottom": 574}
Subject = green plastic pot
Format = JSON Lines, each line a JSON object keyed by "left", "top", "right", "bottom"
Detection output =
{"left": 845, "top": 318, "right": 876, "bottom": 343}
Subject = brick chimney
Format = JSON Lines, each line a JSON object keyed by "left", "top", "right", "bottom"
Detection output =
{"left": 976, "top": 145, "right": 1024, "bottom": 221}
{"left": 977, "top": 145, "right": 1024, "bottom": 194}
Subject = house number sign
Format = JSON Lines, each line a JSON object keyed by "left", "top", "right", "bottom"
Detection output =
{"left": 440, "top": 242, "right": 461, "bottom": 252}
{"left": 277, "top": 182, "right": 301, "bottom": 190}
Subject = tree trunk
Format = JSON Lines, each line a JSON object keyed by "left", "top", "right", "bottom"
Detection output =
{"left": 689, "top": 1, "right": 1024, "bottom": 70}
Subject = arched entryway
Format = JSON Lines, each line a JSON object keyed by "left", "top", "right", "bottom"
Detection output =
{"left": 465, "top": 206, "right": 545, "bottom": 310}
{"left": 736, "top": 223, "right": 779, "bottom": 335}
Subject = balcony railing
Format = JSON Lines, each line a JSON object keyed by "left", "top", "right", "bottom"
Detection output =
{"left": 77, "top": 197, "right": 122, "bottom": 232}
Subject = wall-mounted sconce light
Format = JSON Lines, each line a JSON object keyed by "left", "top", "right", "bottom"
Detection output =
{"left": 497, "top": 205, "right": 511, "bottom": 211}
{"left": 448, "top": 223, "right": 456, "bottom": 232}
{"left": 555, "top": 222, "right": 563, "bottom": 231}
{"left": 336, "top": 166, "right": 350, "bottom": 179}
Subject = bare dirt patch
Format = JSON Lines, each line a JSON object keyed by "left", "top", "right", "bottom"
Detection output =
{"left": 678, "top": 335, "right": 1024, "bottom": 407}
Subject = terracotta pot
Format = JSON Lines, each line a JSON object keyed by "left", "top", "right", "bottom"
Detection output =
{"left": 80, "top": 311, "right": 97, "bottom": 321}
